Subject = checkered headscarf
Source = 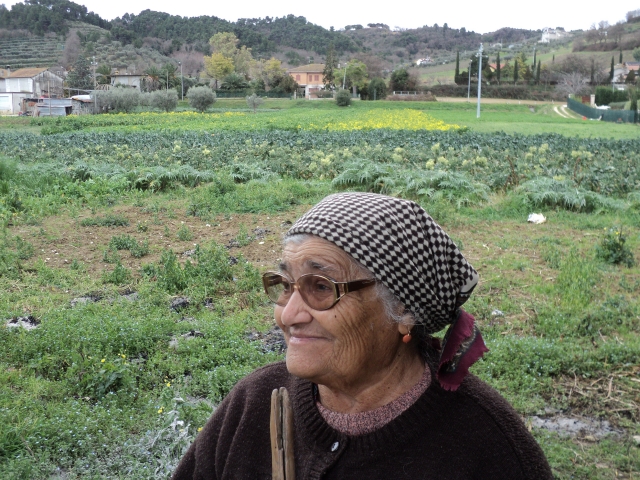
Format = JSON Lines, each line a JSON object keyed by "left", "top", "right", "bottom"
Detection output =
{"left": 287, "top": 192, "right": 479, "bottom": 334}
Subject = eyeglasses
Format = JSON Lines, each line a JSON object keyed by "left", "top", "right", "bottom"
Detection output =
{"left": 262, "top": 271, "right": 376, "bottom": 311}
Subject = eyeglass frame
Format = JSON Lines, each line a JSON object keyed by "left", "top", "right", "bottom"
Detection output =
{"left": 261, "top": 271, "right": 376, "bottom": 311}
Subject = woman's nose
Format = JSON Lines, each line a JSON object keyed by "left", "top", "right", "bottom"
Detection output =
{"left": 279, "top": 288, "right": 313, "bottom": 327}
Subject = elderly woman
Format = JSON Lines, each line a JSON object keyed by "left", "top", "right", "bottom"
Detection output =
{"left": 173, "top": 193, "right": 552, "bottom": 479}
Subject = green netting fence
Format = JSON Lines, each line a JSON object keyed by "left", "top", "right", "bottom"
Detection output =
{"left": 567, "top": 97, "right": 637, "bottom": 123}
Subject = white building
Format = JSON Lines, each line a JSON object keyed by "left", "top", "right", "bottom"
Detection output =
{"left": 0, "top": 67, "right": 64, "bottom": 115}
{"left": 111, "top": 74, "right": 144, "bottom": 89}
{"left": 539, "top": 28, "right": 568, "bottom": 43}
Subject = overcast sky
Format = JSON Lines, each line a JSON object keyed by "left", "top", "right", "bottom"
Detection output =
{"left": 4, "top": 0, "right": 639, "bottom": 34}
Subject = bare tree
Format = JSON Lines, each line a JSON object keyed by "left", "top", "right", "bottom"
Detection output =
{"left": 554, "top": 54, "right": 591, "bottom": 77}
{"left": 609, "top": 23, "right": 625, "bottom": 44}
{"left": 62, "top": 30, "right": 81, "bottom": 67}
{"left": 555, "top": 72, "right": 590, "bottom": 96}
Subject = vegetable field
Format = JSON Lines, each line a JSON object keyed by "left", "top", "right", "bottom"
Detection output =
{"left": 1, "top": 100, "right": 639, "bottom": 479}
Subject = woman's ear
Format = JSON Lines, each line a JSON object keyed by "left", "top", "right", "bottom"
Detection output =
{"left": 396, "top": 313, "right": 416, "bottom": 336}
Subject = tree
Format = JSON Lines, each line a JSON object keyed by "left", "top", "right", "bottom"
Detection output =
{"left": 246, "top": 93, "right": 264, "bottom": 113}
{"left": 633, "top": 47, "right": 640, "bottom": 62}
{"left": 626, "top": 70, "right": 636, "bottom": 84}
{"left": 204, "top": 53, "right": 234, "bottom": 88}
{"left": 339, "top": 59, "right": 368, "bottom": 92}
{"left": 629, "top": 88, "right": 638, "bottom": 123}
{"left": 220, "top": 73, "right": 249, "bottom": 90}
{"left": 610, "top": 56, "right": 615, "bottom": 82}
{"left": 368, "top": 77, "right": 387, "bottom": 100}
{"left": 94, "top": 88, "right": 140, "bottom": 113}
{"left": 188, "top": 86, "right": 216, "bottom": 112}
{"left": 143, "top": 66, "right": 162, "bottom": 92}
{"left": 620, "top": 50, "right": 623, "bottom": 64}
{"left": 96, "top": 64, "right": 111, "bottom": 85}
{"left": 277, "top": 75, "right": 298, "bottom": 93}
{"left": 496, "top": 52, "right": 501, "bottom": 85}
{"left": 454, "top": 51, "right": 460, "bottom": 83}
{"left": 513, "top": 59, "right": 519, "bottom": 84}
{"left": 323, "top": 43, "right": 338, "bottom": 88}
{"left": 150, "top": 89, "right": 178, "bottom": 112}
{"left": 234, "top": 45, "right": 254, "bottom": 77}
{"left": 67, "top": 56, "right": 93, "bottom": 90}
{"left": 160, "top": 63, "right": 178, "bottom": 90}
{"left": 209, "top": 32, "right": 239, "bottom": 58}
{"left": 555, "top": 72, "right": 590, "bottom": 96}
{"left": 390, "top": 68, "right": 411, "bottom": 91}
{"left": 261, "top": 57, "right": 287, "bottom": 90}
{"left": 535, "top": 61, "right": 541, "bottom": 85}
{"left": 532, "top": 49, "right": 537, "bottom": 70}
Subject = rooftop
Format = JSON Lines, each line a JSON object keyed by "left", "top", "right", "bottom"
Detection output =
{"left": 287, "top": 63, "right": 325, "bottom": 73}
{"left": 7, "top": 67, "right": 49, "bottom": 78}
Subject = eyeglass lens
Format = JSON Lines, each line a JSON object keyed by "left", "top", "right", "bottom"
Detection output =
{"left": 264, "top": 273, "right": 336, "bottom": 310}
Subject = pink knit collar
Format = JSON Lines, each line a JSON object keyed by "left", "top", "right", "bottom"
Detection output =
{"left": 316, "top": 365, "right": 431, "bottom": 436}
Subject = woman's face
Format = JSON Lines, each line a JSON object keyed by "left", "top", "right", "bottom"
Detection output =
{"left": 274, "top": 236, "right": 406, "bottom": 391}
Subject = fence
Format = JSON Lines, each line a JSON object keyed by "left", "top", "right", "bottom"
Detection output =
{"left": 567, "top": 97, "right": 637, "bottom": 123}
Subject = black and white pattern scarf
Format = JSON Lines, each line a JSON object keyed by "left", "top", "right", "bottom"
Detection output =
{"left": 287, "top": 192, "right": 488, "bottom": 390}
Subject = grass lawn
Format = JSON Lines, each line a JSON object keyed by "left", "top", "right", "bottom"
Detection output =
{"left": 0, "top": 100, "right": 639, "bottom": 479}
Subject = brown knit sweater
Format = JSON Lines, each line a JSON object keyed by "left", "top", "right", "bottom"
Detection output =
{"left": 172, "top": 361, "right": 552, "bottom": 480}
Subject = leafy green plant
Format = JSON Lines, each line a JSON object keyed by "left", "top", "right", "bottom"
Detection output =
{"left": 103, "top": 246, "right": 120, "bottom": 264}
{"left": 517, "top": 177, "right": 626, "bottom": 212}
{"left": 595, "top": 226, "right": 635, "bottom": 267}
{"left": 177, "top": 225, "right": 193, "bottom": 241}
{"left": 15, "top": 236, "right": 34, "bottom": 260}
{"left": 102, "top": 260, "right": 132, "bottom": 285}
{"left": 67, "top": 353, "right": 134, "bottom": 399}
{"left": 234, "top": 224, "right": 253, "bottom": 247}
{"left": 81, "top": 214, "right": 129, "bottom": 227}
{"left": 108, "top": 234, "right": 150, "bottom": 258}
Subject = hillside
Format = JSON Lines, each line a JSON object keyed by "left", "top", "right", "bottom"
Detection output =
{"left": 2, "top": 0, "right": 638, "bottom": 87}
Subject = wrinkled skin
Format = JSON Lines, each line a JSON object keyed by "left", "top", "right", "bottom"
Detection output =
{"left": 275, "top": 236, "right": 425, "bottom": 413}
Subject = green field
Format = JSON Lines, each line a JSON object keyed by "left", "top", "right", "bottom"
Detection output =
{"left": 1, "top": 99, "right": 639, "bottom": 479}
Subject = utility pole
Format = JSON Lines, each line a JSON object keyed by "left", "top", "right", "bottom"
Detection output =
{"left": 92, "top": 56, "right": 97, "bottom": 90}
{"left": 477, "top": 43, "right": 483, "bottom": 119}
{"left": 342, "top": 64, "right": 347, "bottom": 90}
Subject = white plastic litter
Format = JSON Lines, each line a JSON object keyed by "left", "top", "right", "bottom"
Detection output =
{"left": 527, "top": 213, "right": 546, "bottom": 224}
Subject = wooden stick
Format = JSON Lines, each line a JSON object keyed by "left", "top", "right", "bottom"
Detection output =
{"left": 270, "top": 387, "right": 295, "bottom": 480}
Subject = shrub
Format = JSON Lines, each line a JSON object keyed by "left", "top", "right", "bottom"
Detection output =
{"left": 367, "top": 77, "right": 387, "bottom": 100}
{"left": 594, "top": 86, "right": 628, "bottom": 106}
{"left": 150, "top": 89, "right": 178, "bottom": 112}
{"left": 595, "top": 226, "right": 635, "bottom": 267}
{"left": 188, "top": 86, "right": 217, "bottom": 112}
{"left": 94, "top": 88, "right": 140, "bottom": 113}
{"left": 335, "top": 89, "right": 351, "bottom": 107}
{"left": 246, "top": 94, "right": 264, "bottom": 113}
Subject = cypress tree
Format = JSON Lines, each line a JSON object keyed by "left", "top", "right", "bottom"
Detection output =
{"left": 496, "top": 52, "right": 501, "bottom": 85}
{"left": 610, "top": 56, "right": 615, "bottom": 82}
{"left": 514, "top": 59, "right": 519, "bottom": 84}
{"left": 620, "top": 50, "right": 623, "bottom": 64}
{"left": 455, "top": 51, "right": 460, "bottom": 84}
{"left": 536, "top": 60, "right": 541, "bottom": 85}
{"left": 532, "top": 49, "right": 537, "bottom": 70}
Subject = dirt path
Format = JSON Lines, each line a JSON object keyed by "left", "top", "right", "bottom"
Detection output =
{"left": 436, "top": 97, "right": 558, "bottom": 105}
